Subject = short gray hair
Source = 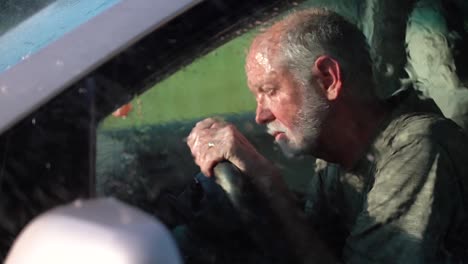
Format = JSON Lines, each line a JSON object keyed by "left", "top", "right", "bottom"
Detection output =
{"left": 277, "top": 9, "right": 376, "bottom": 101}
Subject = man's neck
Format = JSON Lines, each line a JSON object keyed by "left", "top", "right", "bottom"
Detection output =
{"left": 317, "top": 99, "right": 390, "bottom": 170}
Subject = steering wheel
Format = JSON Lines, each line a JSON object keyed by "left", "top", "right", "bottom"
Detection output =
{"left": 213, "top": 162, "right": 256, "bottom": 215}
{"left": 212, "top": 162, "right": 295, "bottom": 262}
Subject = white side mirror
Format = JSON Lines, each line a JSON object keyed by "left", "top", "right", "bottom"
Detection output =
{"left": 5, "top": 198, "right": 182, "bottom": 264}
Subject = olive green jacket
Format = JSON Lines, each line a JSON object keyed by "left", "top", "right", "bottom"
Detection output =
{"left": 306, "top": 88, "right": 468, "bottom": 263}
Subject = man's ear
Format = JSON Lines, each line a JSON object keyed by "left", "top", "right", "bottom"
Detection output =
{"left": 312, "top": 55, "right": 343, "bottom": 101}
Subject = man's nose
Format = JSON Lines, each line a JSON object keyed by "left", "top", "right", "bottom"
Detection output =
{"left": 255, "top": 104, "right": 275, "bottom": 124}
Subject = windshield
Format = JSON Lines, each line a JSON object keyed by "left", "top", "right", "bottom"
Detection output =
{"left": 0, "top": 0, "right": 121, "bottom": 73}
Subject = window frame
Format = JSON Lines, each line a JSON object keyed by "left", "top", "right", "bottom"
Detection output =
{"left": 0, "top": 0, "right": 202, "bottom": 134}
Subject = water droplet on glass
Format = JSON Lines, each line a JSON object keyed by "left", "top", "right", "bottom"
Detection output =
{"left": 73, "top": 200, "right": 83, "bottom": 208}
{"left": 292, "top": 2, "right": 299, "bottom": 6}
{"left": 119, "top": 210, "right": 132, "bottom": 224}
{"left": 243, "top": 122, "right": 254, "bottom": 132}
{"left": 384, "top": 63, "right": 394, "bottom": 77}
{"left": 56, "top": 60, "right": 64, "bottom": 67}
{"left": 0, "top": 86, "right": 8, "bottom": 95}
{"left": 45, "top": 162, "right": 51, "bottom": 169}
{"left": 32, "top": 118, "right": 36, "bottom": 125}
{"left": 78, "top": 87, "right": 87, "bottom": 94}
{"left": 21, "top": 52, "right": 31, "bottom": 61}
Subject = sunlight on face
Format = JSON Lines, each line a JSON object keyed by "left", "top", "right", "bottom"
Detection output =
{"left": 246, "top": 36, "right": 330, "bottom": 158}
{"left": 254, "top": 52, "right": 273, "bottom": 73}
{"left": 268, "top": 81, "right": 330, "bottom": 158}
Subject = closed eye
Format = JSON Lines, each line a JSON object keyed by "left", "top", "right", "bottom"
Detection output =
{"left": 266, "top": 88, "right": 277, "bottom": 96}
{"left": 261, "top": 85, "right": 277, "bottom": 96}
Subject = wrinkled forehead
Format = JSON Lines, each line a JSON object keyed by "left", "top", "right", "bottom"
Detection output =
{"left": 245, "top": 34, "right": 283, "bottom": 87}
{"left": 245, "top": 51, "right": 274, "bottom": 78}
{"left": 246, "top": 30, "right": 282, "bottom": 71}
{"left": 245, "top": 51, "right": 277, "bottom": 89}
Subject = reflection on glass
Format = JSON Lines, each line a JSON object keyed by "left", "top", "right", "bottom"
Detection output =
{"left": 95, "top": 12, "right": 316, "bottom": 262}
{"left": 96, "top": 31, "right": 259, "bottom": 202}
{"left": 95, "top": 25, "right": 315, "bottom": 208}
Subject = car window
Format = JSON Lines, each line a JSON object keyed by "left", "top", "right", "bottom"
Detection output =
{"left": 93, "top": 0, "right": 368, "bottom": 211}
{"left": 0, "top": 0, "right": 121, "bottom": 73}
{"left": 93, "top": 1, "right": 468, "bottom": 263}
{"left": 94, "top": 1, "right": 318, "bottom": 263}
{"left": 0, "top": 0, "right": 303, "bottom": 260}
{"left": 1, "top": 0, "right": 467, "bottom": 262}
{"left": 0, "top": 0, "right": 193, "bottom": 259}
{"left": 95, "top": 27, "right": 315, "bottom": 201}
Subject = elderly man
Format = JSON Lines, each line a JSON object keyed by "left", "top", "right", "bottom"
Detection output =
{"left": 187, "top": 8, "right": 468, "bottom": 263}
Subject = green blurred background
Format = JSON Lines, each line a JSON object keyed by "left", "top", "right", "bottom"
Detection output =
{"left": 100, "top": 31, "right": 257, "bottom": 129}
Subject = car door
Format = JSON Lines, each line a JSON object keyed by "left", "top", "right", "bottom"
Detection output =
{"left": 0, "top": 0, "right": 313, "bottom": 261}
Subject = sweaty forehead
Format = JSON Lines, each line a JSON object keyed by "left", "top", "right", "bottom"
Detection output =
{"left": 245, "top": 51, "right": 278, "bottom": 89}
{"left": 245, "top": 50, "right": 274, "bottom": 77}
{"left": 248, "top": 28, "right": 282, "bottom": 58}
{"left": 246, "top": 34, "right": 282, "bottom": 79}
{"left": 245, "top": 23, "right": 289, "bottom": 88}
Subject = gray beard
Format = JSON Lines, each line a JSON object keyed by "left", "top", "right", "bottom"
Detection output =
{"left": 277, "top": 85, "right": 330, "bottom": 158}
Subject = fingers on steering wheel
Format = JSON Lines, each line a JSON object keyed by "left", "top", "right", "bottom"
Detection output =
{"left": 187, "top": 125, "right": 208, "bottom": 151}
{"left": 189, "top": 117, "right": 230, "bottom": 176}
{"left": 196, "top": 117, "right": 226, "bottom": 129}
{"left": 195, "top": 118, "right": 214, "bottom": 129}
{"left": 201, "top": 155, "right": 224, "bottom": 177}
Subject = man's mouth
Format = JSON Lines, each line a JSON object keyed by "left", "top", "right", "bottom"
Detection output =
{"left": 267, "top": 123, "right": 287, "bottom": 141}
{"left": 272, "top": 131, "right": 285, "bottom": 141}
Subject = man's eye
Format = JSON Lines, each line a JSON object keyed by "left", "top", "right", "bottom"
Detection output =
{"left": 265, "top": 88, "right": 277, "bottom": 96}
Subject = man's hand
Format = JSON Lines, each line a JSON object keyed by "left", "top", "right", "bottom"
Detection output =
{"left": 187, "top": 117, "right": 269, "bottom": 179}
{"left": 187, "top": 118, "right": 337, "bottom": 263}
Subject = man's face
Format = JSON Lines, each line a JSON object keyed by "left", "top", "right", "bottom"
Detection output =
{"left": 246, "top": 47, "right": 330, "bottom": 157}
